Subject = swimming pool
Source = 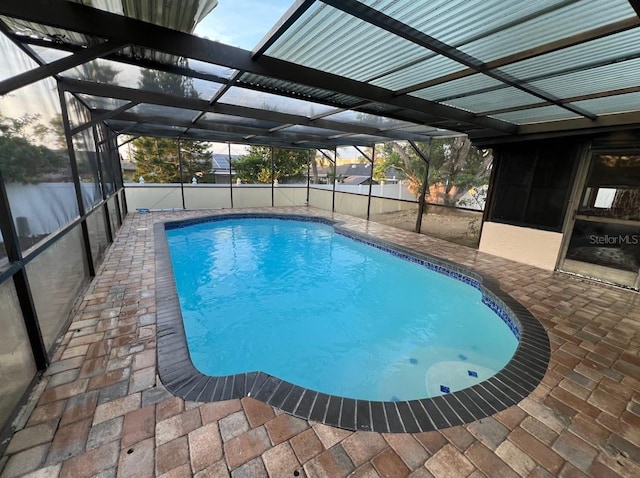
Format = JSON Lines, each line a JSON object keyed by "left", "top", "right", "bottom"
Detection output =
{"left": 155, "top": 213, "right": 550, "bottom": 432}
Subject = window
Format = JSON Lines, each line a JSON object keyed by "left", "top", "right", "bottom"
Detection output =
{"left": 489, "top": 143, "right": 578, "bottom": 231}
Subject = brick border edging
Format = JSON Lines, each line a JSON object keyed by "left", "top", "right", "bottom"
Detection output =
{"left": 154, "top": 212, "right": 550, "bottom": 433}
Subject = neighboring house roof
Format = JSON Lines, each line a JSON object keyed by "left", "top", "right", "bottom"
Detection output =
{"left": 121, "top": 161, "right": 136, "bottom": 172}
{"left": 384, "top": 167, "right": 405, "bottom": 180}
{"left": 336, "top": 163, "right": 372, "bottom": 177}
{"left": 212, "top": 154, "right": 240, "bottom": 170}
{"left": 342, "top": 175, "right": 378, "bottom": 185}
{"left": 318, "top": 163, "right": 402, "bottom": 181}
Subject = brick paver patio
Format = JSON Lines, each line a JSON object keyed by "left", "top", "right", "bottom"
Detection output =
{"left": 1, "top": 207, "right": 639, "bottom": 478}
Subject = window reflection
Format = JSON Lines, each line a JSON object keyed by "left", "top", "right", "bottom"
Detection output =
{"left": 86, "top": 207, "right": 109, "bottom": 267}
{"left": 26, "top": 225, "right": 89, "bottom": 352}
{"left": 107, "top": 196, "right": 120, "bottom": 234}
{"left": 0, "top": 280, "right": 37, "bottom": 430}
{"left": 578, "top": 154, "right": 640, "bottom": 221}
{"left": 98, "top": 143, "right": 116, "bottom": 196}
{"left": 566, "top": 220, "right": 640, "bottom": 273}
{"left": 74, "top": 129, "right": 103, "bottom": 211}
{"left": 0, "top": 82, "right": 79, "bottom": 253}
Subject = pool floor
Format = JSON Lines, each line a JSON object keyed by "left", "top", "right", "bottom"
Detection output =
{"left": 156, "top": 213, "right": 548, "bottom": 432}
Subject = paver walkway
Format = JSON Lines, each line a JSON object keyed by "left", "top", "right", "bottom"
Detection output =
{"left": 1, "top": 207, "right": 639, "bottom": 478}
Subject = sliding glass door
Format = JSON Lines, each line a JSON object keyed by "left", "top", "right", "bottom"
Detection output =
{"left": 560, "top": 151, "right": 640, "bottom": 289}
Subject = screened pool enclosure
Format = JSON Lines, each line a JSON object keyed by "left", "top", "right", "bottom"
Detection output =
{"left": 1, "top": 0, "right": 640, "bottom": 444}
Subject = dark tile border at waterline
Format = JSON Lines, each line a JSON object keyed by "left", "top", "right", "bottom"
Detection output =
{"left": 154, "top": 213, "right": 550, "bottom": 433}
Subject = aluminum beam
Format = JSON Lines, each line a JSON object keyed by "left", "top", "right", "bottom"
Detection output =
{"left": 60, "top": 78, "right": 450, "bottom": 144}
{"left": 0, "top": 40, "right": 123, "bottom": 95}
{"left": 9, "top": 35, "right": 233, "bottom": 85}
{"left": 70, "top": 101, "right": 139, "bottom": 136}
{"left": 473, "top": 109, "right": 640, "bottom": 146}
{"left": 97, "top": 109, "right": 383, "bottom": 146}
{"left": 482, "top": 85, "right": 640, "bottom": 117}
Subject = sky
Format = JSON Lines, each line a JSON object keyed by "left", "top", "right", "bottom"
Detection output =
{"left": 194, "top": 0, "right": 295, "bottom": 50}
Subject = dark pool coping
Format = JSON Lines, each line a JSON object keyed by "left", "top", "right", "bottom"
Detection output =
{"left": 154, "top": 212, "right": 550, "bottom": 433}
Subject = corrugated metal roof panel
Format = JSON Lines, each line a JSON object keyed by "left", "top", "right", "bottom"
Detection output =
{"left": 265, "top": 2, "right": 428, "bottom": 82}
{"left": 238, "top": 73, "right": 364, "bottom": 108}
{"left": 200, "top": 113, "right": 281, "bottom": 130}
{"left": 491, "top": 106, "right": 579, "bottom": 124}
{"left": 218, "top": 86, "right": 336, "bottom": 117}
{"left": 72, "top": 0, "right": 217, "bottom": 33}
{"left": 460, "top": 0, "right": 636, "bottom": 62}
{"left": 322, "top": 110, "right": 415, "bottom": 130}
{"left": 571, "top": 92, "right": 640, "bottom": 115}
{"left": 2, "top": 0, "right": 219, "bottom": 48}
{"left": 358, "top": 0, "right": 566, "bottom": 47}
{"left": 371, "top": 56, "right": 463, "bottom": 91}
{"left": 410, "top": 74, "right": 504, "bottom": 101}
{"left": 445, "top": 88, "right": 541, "bottom": 113}
{"left": 529, "top": 57, "right": 640, "bottom": 99}
{"left": 500, "top": 28, "right": 640, "bottom": 81}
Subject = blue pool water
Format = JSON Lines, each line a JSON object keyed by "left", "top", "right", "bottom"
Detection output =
{"left": 166, "top": 218, "right": 518, "bottom": 401}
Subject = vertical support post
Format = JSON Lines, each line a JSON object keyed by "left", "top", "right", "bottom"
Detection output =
{"left": 482, "top": 150, "right": 498, "bottom": 226}
{"left": 113, "top": 132, "right": 128, "bottom": 218}
{"left": 178, "top": 138, "right": 185, "bottom": 210}
{"left": 92, "top": 125, "right": 113, "bottom": 243}
{"left": 416, "top": 163, "right": 429, "bottom": 233}
{"left": 228, "top": 143, "right": 234, "bottom": 208}
{"left": 306, "top": 149, "right": 311, "bottom": 205}
{"left": 0, "top": 169, "right": 47, "bottom": 369}
{"left": 355, "top": 145, "right": 375, "bottom": 220}
{"left": 270, "top": 146, "right": 275, "bottom": 207}
{"left": 113, "top": 188, "right": 123, "bottom": 228}
{"left": 408, "top": 140, "right": 432, "bottom": 234}
{"left": 120, "top": 189, "right": 128, "bottom": 218}
{"left": 106, "top": 130, "right": 123, "bottom": 227}
{"left": 92, "top": 126, "right": 107, "bottom": 201}
{"left": 57, "top": 85, "right": 95, "bottom": 277}
{"left": 367, "top": 145, "right": 376, "bottom": 220}
{"left": 332, "top": 149, "right": 337, "bottom": 213}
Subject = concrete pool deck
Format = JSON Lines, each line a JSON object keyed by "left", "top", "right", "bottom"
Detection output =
{"left": 1, "top": 206, "right": 639, "bottom": 478}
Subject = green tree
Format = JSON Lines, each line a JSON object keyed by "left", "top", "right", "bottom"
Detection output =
{"left": 0, "top": 114, "right": 68, "bottom": 183}
{"left": 81, "top": 61, "right": 120, "bottom": 84}
{"left": 310, "top": 151, "right": 335, "bottom": 184}
{"left": 376, "top": 138, "right": 492, "bottom": 205}
{"left": 131, "top": 137, "right": 212, "bottom": 183}
{"left": 131, "top": 69, "right": 212, "bottom": 182}
{"left": 132, "top": 136, "right": 179, "bottom": 183}
{"left": 233, "top": 146, "right": 310, "bottom": 184}
{"left": 138, "top": 69, "right": 198, "bottom": 97}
